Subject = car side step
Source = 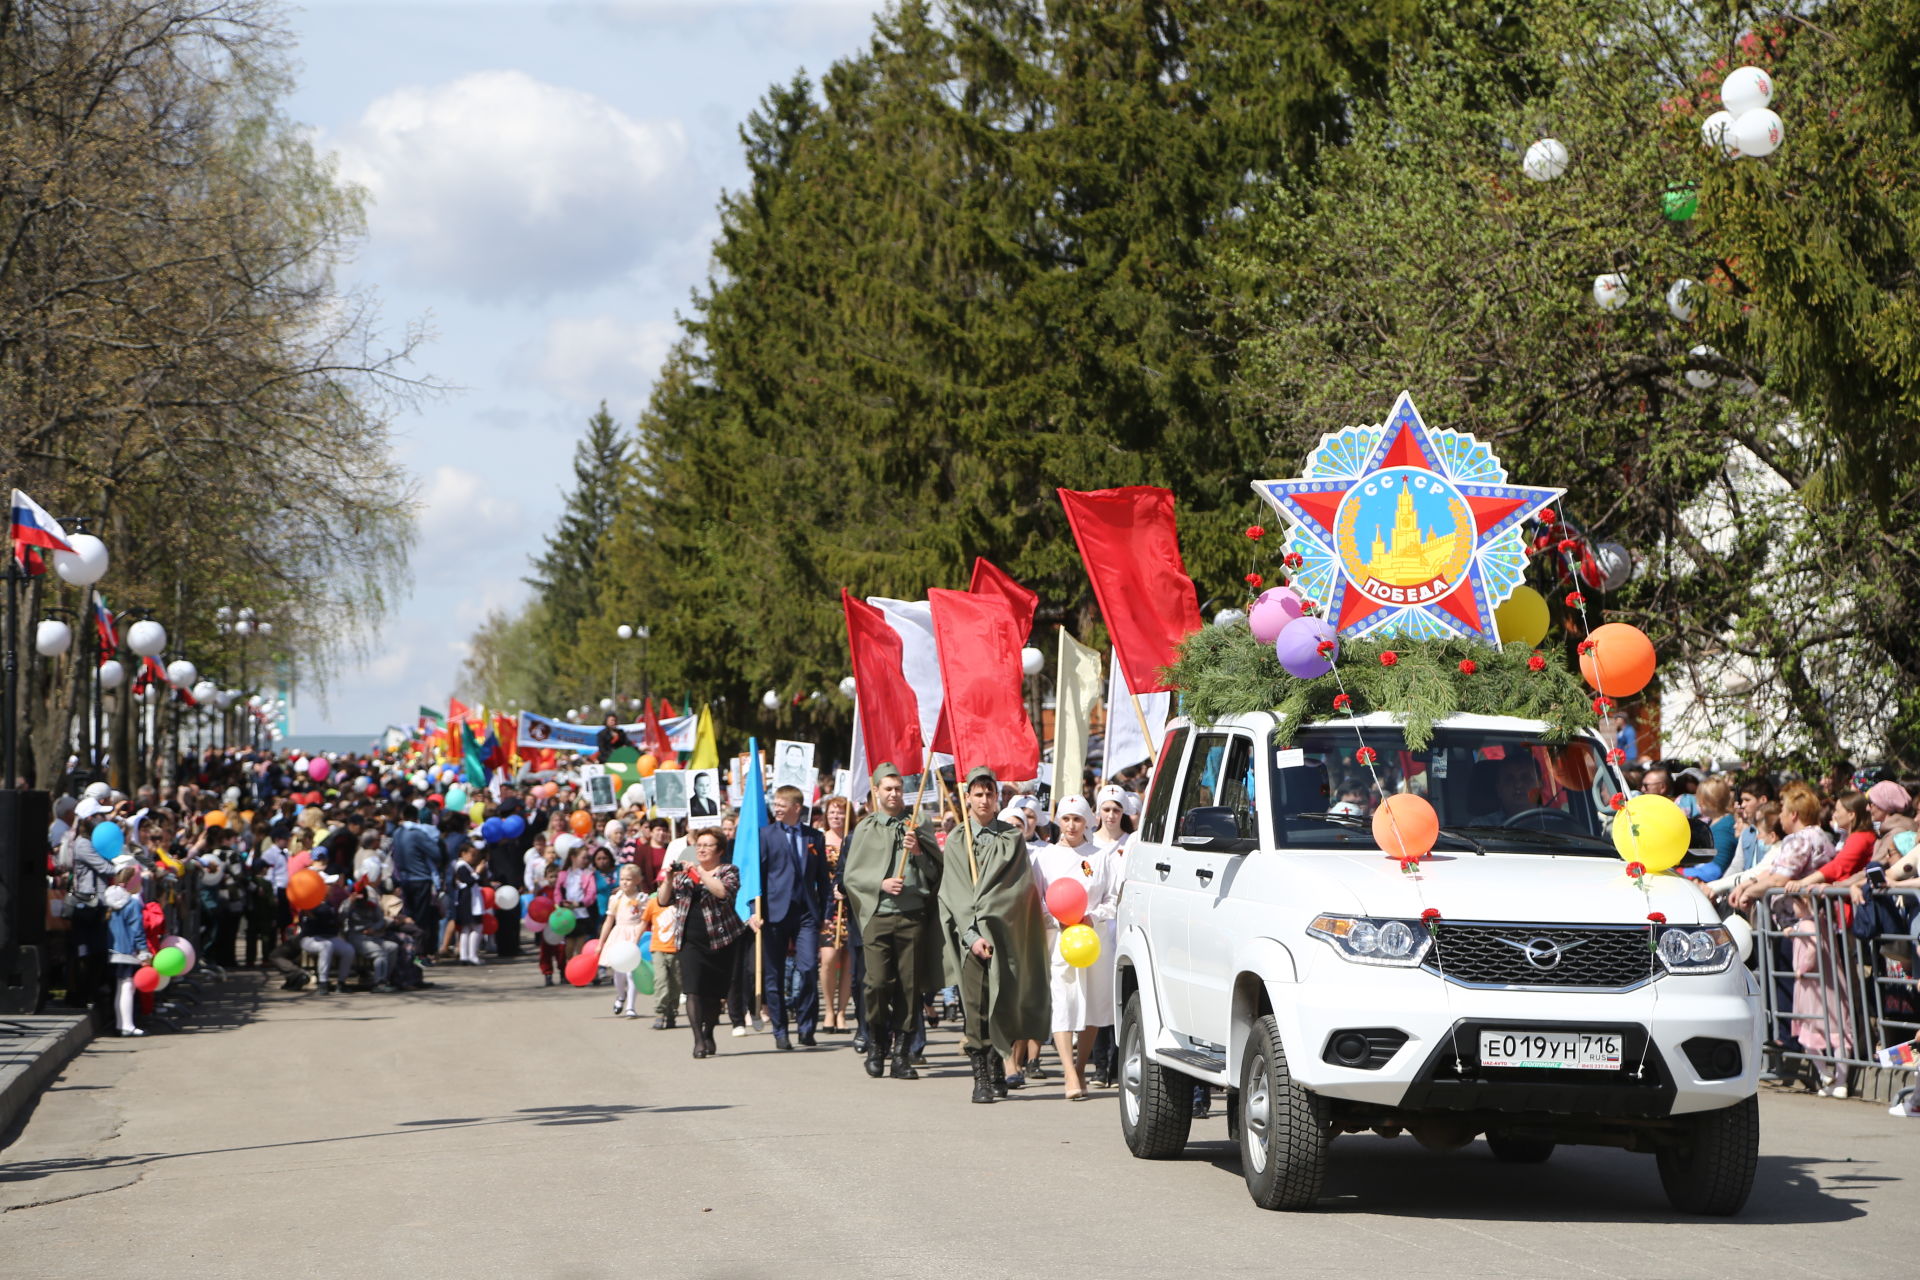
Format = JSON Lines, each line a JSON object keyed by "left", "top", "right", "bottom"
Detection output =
{"left": 1160, "top": 1047, "right": 1229, "bottom": 1078}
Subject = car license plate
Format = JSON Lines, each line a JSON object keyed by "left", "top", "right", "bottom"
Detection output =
{"left": 1478, "top": 1030, "right": 1622, "bottom": 1070}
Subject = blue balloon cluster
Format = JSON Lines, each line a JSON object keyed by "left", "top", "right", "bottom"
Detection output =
{"left": 479, "top": 814, "right": 528, "bottom": 843}
{"left": 92, "top": 820, "right": 124, "bottom": 858}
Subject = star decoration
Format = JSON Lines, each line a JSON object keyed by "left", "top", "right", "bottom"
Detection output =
{"left": 1251, "top": 392, "right": 1564, "bottom": 644}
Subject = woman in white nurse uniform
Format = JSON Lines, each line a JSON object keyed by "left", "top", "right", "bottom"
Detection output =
{"left": 1029, "top": 794, "right": 1121, "bottom": 1100}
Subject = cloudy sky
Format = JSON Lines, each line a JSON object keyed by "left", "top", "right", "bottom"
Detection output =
{"left": 281, "top": 1, "right": 880, "bottom": 733}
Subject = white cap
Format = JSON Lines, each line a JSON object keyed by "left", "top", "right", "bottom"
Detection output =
{"left": 75, "top": 796, "right": 106, "bottom": 819}
{"left": 1095, "top": 784, "right": 1127, "bottom": 810}
{"left": 84, "top": 781, "right": 110, "bottom": 800}
{"left": 1056, "top": 795, "right": 1094, "bottom": 822}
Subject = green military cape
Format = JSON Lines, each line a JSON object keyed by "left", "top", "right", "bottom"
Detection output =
{"left": 936, "top": 817, "right": 1050, "bottom": 1056}
{"left": 840, "top": 812, "right": 939, "bottom": 933}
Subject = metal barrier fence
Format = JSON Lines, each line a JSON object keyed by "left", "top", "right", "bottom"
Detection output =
{"left": 1751, "top": 885, "right": 1920, "bottom": 1103}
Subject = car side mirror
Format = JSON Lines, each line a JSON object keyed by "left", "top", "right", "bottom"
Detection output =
{"left": 1175, "top": 806, "right": 1256, "bottom": 853}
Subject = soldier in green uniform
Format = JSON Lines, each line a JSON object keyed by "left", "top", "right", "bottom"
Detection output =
{"left": 839, "top": 762, "right": 942, "bottom": 1080}
{"left": 937, "top": 764, "right": 1050, "bottom": 1104}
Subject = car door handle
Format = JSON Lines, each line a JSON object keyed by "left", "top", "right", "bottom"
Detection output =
{"left": 1194, "top": 867, "right": 1214, "bottom": 883}
{"left": 1154, "top": 862, "right": 1172, "bottom": 875}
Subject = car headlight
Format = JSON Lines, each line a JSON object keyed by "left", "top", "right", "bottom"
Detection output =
{"left": 1307, "top": 914, "right": 1431, "bottom": 968}
{"left": 1655, "top": 925, "right": 1736, "bottom": 974}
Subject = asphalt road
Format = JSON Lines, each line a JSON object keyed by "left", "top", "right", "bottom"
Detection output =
{"left": 3, "top": 959, "right": 1913, "bottom": 1279}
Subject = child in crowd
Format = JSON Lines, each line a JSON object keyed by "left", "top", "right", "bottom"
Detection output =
{"left": 104, "top": 864, "right": 148, "bottom": 1037}
{"left": 451, "top": 843, "right": 488, "bottom": 965}
{"left": 598, "top": 864, "right": 651, "bottom": 1019}
{"left": 640, "top": 869, "right": 681, "bottom": 1029}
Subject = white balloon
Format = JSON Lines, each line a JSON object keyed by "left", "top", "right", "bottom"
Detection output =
{"left": 1593, "top": 542, "right": 1632, "bottom": 593}
{"left": 1720, "top": 65, "right": 1773, "bottom": 117}
{"left": 616, "top": 624, "right": 633, "bottom": 640}
{"left": 165, "top": 659, "right": 198, "bottom": 688}
{"left": 1665, "top": 278, "right": 1698, "bottom": 322}
{"left": 762, "top": 689, "right": 780, "bottom": 711}
{"left": 565, "top": 709, "right": 579, "bottom": 721}
{"left": 1212, "top": 607, "right": 1247, "bottom": 628}
{"left": 1020, "top": 646, "right": 1045, "bottom": 676}
{"left": 1592, "top": 272, "right": 1629, "bottom": 311}
{"left": 602, "top": 939, "right": 643, "bottom": 973}
{"left": 541, "top": 926, "right": 565, "bottom": 946}
{"left": 1700, "top": 109, "right": 1740, "bottom": 158}
{"left": 599, "top": 697, "right": 614, "bottom": 711}
{"left": 52, "top": 533, "right": 109, "bottom": 586}
{"left": 1732, "top": 107, "right": 1783, "bottom": 159}
{"left": 1686, "top": 344, "right": 1721, "bottom": 389}
{"left": 494, "top": 885, "right": 520, "bottom": 911}
{"left": 34, "top": 618, "right": 72, "bottom": 656}
{"left": 1521, "top": 137, "right": 1569, "bottom": 181}
{"left": 192, "top": 680, "right": 217, "bottom": 703}
{"left": 838, "top": 675, "right": 857, "bottom": 698}
{"left": 127, "top": 619, "right": 167, "bottom": 657}
{"left": 97, "top": 658, "right": 126, "bottom": 690}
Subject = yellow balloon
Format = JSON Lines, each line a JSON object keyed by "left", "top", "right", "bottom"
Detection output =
{"left": 1611, "top": 793, "right": 1691, "bottom": 872}
{"left": 468, "top": 802, "right": 487, "bottom": 824}
{"left": 1059, "top": 923, "right": 1102, "bottom": 969}
{"left": 1495, "top": 585, "right": 1550, "bottom": 648}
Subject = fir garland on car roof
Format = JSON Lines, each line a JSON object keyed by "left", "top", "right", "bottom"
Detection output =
{"left": 1165, "top": 622, "right": 1595, "bottom": 750}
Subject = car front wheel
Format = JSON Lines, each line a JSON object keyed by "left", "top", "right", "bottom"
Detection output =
{"left": 1119, "top": 991, "right": 1192, "bottom": 1159}
{"left": 1657, "top": 1094, "right": 1758, "bottom": 1215}
{"left": 1240, "top": 1012, "right": 1330, "bottom": 1210}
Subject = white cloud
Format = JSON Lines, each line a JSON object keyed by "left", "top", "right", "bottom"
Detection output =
{"left": 535, "top": 314, "right": 679, "bottom": 412}
{"left": 418, "top": 464, "right": 522, "bottom": 536}
{"left": 334, "top": 70, "right": 694, "bottom": 300}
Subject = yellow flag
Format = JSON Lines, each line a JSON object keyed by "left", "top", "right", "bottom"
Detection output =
{"left": 689, "top": 704, "right": 720, "bottom": 769}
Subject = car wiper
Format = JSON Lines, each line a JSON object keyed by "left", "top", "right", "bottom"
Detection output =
{"left": 1445, "top": 825, "right": 1614, "bottom": 853}
{"left": 1284, "top": 811, "right": 1486, "bottom": 856}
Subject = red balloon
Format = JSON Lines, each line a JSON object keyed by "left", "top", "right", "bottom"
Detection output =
{"left": 481, "top": 913, "right": 499, "bottom": 936}
{"left": 480, "top": 886, "right": 496, "bottom": 911}
{"left": 563, "top": 954, "right": 596, "bottom": 986}
{"left": 527, "top": 897, "right": 554, "bottom": 924}
{"left": 582, "top": 938, "right": 602, "bottom": 960}
{"left": 1045, "top": 878, "right": 1088, "bottom": 926}
{"left": 132, "top": 965, "right": 162, "bottom": 993}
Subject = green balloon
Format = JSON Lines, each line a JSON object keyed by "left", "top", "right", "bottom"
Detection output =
{"left": 152, "top": 946, "right": 187, "bottom": 977}
{"left": 548, "top": 907, "right": 577, "bottom": 937}
{"left": 1661, "top": 185, "right": 1698, "bottom": 221}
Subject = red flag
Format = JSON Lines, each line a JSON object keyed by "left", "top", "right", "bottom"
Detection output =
{"left": 643, "top": 699, "right": 677, "bottom": 766}
{"left": 449, "top": 697, "right": 470, "bottom": 725}
{"left": 1058, "top": 486, "right": 1203, "bottom": 694}
{"left": 929, "top": 587, "right": 1039, "bottom": 780}
{"left": 490, "top": 713, "right": 517, "bottom": 770}
{"left": 968, "top": 557, "right": 1037, "bottom": 639}
{"left": 524, "top": 747, "right": 558, "bottom": 773}
{"left": 660, "top": 698, "right": 678, "bottom": 718}
{"left": 843, "top": 589, "right": 925, "bottom": 769}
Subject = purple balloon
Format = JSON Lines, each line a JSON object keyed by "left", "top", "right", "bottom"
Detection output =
{"left": 1249, "top": 587, "right": 1307, "bottom": 645}
{"left": 1274, "top": 616, "right": 1337, "bottom": 678}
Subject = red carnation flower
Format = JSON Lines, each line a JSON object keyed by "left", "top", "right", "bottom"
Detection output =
{"left": 1246, "top": 525, "right": 1265, "bottom": 540}
{"left": 1354, "top": 746, "right": 1379, "bottom": 765}
{"left": 1577, "top": 638, "right": 1597, "bottom": 655}
{"left": 1565, "top": 591, "right": 1586, "bottom": 608}
{"left": 1557, "top": 538, "right": 1580, "bottom": 553}
{"left": 1316, "top": 640, "right": 1336, "bottom": 658}
{"left": 1609, "top": 792, "right": 1627, "bottom": 810}
{"left": 1540, "top": 508, "right": 1559, "bottom": 525}
{"left": 1625, "top": 861, "right": 1646, "bottom": 879}
{"left": 1527, "top": 652, "right": 1547, "bottom": 671}
{"left": 1592, "top": 696, "right": 1613, "bottom": 715}
{"left": 1245, "top": 572, "right": 1263, "bottom": 588}
{"left": 1458, "top": 659, "right": 1478, "bottom": 675}
{"left": 1379, "top": 651, "right": 1399, "bottom": 667}
{"left": 1646, "top": 911, "right": 1667, "bottom": 924}
{"left": 1608, "top": 748, "right": 1626, "bottom": 764}
{"left": 1284, "top": 552, "right": 1304, "bottom": 569}
{"left": 1421, "top": 907, "right": 1442, "bottom": 923}
{"left": 1332, "top": 692, "right": 1352, "bottom": 710}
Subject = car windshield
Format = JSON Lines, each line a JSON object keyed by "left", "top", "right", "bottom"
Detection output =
{"left": 1270, "top": 725, "right": 1619, "bottom": 854}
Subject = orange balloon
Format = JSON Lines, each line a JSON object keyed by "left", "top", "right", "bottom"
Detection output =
{"left": 1579, "top": 622, "right": 1657, "bottom": 697}
{"left": 287, "top": 868, "right": 327, "bottom": 912}
{"left": 1372, "top": 793, "right": 1439, "bottom": 862}
{"left": 635, "top": 754, "right": 658, "bottom": 778}
{"left": 202, "top": 809, "right": 229, "bottom": 828}
{"left": 569, "top": 810, "right": 593, "bottom": 837}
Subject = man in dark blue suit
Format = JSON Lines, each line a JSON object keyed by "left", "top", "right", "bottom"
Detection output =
{"left": 749, "top": 784, "right": 831, "bottom": 1048}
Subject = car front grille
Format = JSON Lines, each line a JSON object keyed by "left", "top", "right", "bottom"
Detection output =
{"left": 1422, "top": 922, "right": 1660, "bottom": 991}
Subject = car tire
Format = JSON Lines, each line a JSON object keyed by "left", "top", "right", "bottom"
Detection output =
{"left": 1485, "top": 1132, "right": 1555, "bottom": 1163}
{"left": 1119, "top": 991, "right": 1192, "bottom": 1159}
{"left": 1656, "top": 1094, "right": 1759, "bottom": 1216}
{"left": 1239, "top": 1012, "right": 1329, "bottom": 1210}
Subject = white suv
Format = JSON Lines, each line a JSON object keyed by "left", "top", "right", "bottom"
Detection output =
{"left": 1114, "top": 711, "right": 1762, "bottom": 1214}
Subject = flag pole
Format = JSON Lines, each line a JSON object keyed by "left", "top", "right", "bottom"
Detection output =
{"left": 937, "top": 767, "right": 978, "bottom": 885}
{"left": 908, "top": 736, "right": 935, "bottom": 825}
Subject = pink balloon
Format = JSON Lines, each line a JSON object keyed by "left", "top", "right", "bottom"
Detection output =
{"left": 288, "top": 851, "right": 313, "bottom": 875}
{"left": 158, "top": 935, "right": 197, "bottom": 974}
{"left": 1249, "top": 587, "right": 1307, "bottom": 645}
{"left": 308, "top": 756, "right": 331, "bottom": 782}
{"left": 1045, "top": 878, "right": 1088, "bottom": 926}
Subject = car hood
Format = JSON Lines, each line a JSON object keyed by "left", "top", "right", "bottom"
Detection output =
{"left": 1304, "top": 850, "right": 1715, "bottom": 927}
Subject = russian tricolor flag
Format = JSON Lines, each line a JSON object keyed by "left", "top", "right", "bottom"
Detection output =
{"left": 10, "top": 488, "right": 73, "bottom": 568}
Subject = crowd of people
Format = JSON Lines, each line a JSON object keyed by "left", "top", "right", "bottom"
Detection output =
{"left": 40, "top": 743, "right": 1152, "bottom": 1108}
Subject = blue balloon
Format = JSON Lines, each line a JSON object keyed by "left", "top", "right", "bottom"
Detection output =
{"left": 446, "top": 786, "right": 470, "bottom": 811}
{"left": 501, "top": 814, "right": 526, "bottom": 839}
{"left": 92, "top": 821, "right": 124, "bottom": 859}
{"left": 480, "top": 817, "right": 503, "bottom": 842}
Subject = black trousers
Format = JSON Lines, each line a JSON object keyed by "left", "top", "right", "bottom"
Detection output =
{"left": 398, "top": 880, "right": 440, "bottom": 954}
{"left": 65, "top": 906, "right": 109, "bottom": 1008}
{"left": 493, "top": 906, "right": 522, "bottom": 956}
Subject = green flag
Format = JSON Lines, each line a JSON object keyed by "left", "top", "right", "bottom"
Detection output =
{"left": 460, "top": 719, "right": 487, "bottom": 789}
{"left": 419, "top": 705, "right": 444, "bottom": 723}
